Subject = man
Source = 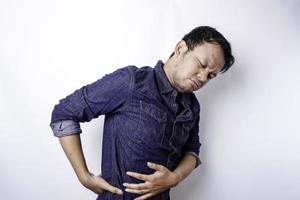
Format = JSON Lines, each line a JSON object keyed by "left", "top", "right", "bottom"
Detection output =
{"left": 50, "top": 26, "right": 234, "bottom": 200}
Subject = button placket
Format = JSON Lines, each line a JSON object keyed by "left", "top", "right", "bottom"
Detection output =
{"left": 167, "top": 121, "right": 181, "bottom": 168}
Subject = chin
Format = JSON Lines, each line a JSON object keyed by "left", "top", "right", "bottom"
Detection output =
{"left": 175, "top": 81, "right": 193, "bottom": 93}
{"left": 181, "top": 87, "right": 194, "bottom": 93}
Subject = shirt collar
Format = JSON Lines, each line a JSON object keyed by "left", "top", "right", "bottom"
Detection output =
{"left": 154, "top": 60, "right": 193, "bottom": 106}
{"left": 154, "top": 60, "right": 175, "bottom": 95}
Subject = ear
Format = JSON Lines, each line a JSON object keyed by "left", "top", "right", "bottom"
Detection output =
{"left": 174, "top": 40, "right": 188, "bottom": 56}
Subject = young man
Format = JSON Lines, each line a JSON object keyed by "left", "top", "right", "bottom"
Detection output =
{"left": 50, "top": 26, "right": 234, "bottom": 200}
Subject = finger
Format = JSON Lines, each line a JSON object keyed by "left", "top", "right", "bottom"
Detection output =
{"left": 101, "top": 180, "right": 123, "bottom": 195}
{"left": 147, "top": 162, "right": 166, "bottom": 172}
{"left": 123, "top": 182, "right": 150, "bottom": 190}
{"left": 126, "top": 171, "right": 152, "bottom": 181}
{"left": 94, "top": 188, "right": 105, "bottom": 195}
{"left": 134, "top": 192, "right": 155, "bottom": 200}
{"left": 125, "top": 188, "right": 148, "bottom": 194}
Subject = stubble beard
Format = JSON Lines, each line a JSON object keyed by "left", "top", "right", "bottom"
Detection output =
{"left": 173, "top": 71, "right": 191, "bottom": 93}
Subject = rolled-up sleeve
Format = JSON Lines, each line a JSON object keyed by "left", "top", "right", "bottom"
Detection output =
{"left": 182, "top": 113, "right": 202, "bottom": 169}
{"left": 50, "top": 120, "right": 82, "bottom": 137}
{"left": 49, "top": 66, "right": 134, "bottom": 137}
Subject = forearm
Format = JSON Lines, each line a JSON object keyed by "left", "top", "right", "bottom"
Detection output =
{"left": 173, "top": 154, "right": 197, "bottom": 183}
{"left": 58, "top": 134, "right": 90, "bottom": 184}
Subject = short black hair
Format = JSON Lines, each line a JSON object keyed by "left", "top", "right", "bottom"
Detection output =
{"left": 169, "top": 26, "right": 235, "bottom": 73}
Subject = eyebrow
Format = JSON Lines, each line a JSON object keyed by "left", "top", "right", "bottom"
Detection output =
{"left": 196, "top": 57, "right": 208, "bottom": 68}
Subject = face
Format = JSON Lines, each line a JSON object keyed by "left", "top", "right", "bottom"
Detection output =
{"left": 171, "top": 41, "right": 225, "bottom": 93}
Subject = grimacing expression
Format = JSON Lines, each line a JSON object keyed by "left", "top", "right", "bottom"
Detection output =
{"left": 172, "top": 42, "right": 225, "bottom": 93}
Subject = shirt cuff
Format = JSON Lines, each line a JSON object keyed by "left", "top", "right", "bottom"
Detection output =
{"left": 184, "top": 151, "right": 202, "bottom": 169}
{"left": 50, "top": 120, "right": 82, "bottom": 138}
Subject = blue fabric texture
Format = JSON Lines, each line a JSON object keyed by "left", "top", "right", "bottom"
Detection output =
{"left": 50, "top": 60, "right": 202, "bottom": 200}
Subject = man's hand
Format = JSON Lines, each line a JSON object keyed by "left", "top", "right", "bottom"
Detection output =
{"left": 123, "top": 162, "right": 181, "bottom": 200}
{"left": 81, "top": 172, "right": 123, "bottom": 195}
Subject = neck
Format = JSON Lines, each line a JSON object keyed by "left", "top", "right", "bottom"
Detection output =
{"left": 163, "top": 58, "right": 176, "bottom": 87}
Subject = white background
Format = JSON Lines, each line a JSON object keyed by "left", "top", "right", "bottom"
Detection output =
{"left": 1, "top": 0, "right": 299, "bottom": 199}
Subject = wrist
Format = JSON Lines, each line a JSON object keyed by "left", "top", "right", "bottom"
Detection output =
{"left": 78, "top": 171, "right": 92, "bottom": 185}
{"left": 171, "top": 171, "right": 182, "bottom": 187}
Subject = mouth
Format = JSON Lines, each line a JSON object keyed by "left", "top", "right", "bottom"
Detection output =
{"left": 189, "top": 79, "right": 201, "bottom": 90}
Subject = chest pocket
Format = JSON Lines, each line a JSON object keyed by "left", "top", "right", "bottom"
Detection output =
{"left": 170, "top": 119, "right": 196, "bottom": 150}
{"left": 134, "top": 100, "right": 167, "bottom": 148}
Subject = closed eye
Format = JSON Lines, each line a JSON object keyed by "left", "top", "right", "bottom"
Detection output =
{"left": 197, "top": 58, "right": 207, "bottom": 69}
{"left": 208, "top": 73, "right": 217, "bottom": 80}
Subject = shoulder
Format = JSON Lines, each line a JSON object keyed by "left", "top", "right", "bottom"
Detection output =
{"left": 126, "top": 65, "right": 153, "bottom": 77}
{"left": 123, "top": 65, "right": 154, "bottom": 80}
{"left": 126, "top": 65, "right": 156, "bottom": 91}
{"left": 113, "top": 65, "right": 156, "bottom": 97}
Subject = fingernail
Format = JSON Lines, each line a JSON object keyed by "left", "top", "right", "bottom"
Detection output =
{"left": 117, "top": 190, "right": 123, "bottom": 195}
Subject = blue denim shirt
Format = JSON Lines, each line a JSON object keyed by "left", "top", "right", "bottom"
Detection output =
{"left": 50, "top": 60, "right": 202, "bottom": 200}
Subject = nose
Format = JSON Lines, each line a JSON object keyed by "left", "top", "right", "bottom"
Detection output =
{"left": 197, "top": 71, "right": 209, "bottom": 83}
